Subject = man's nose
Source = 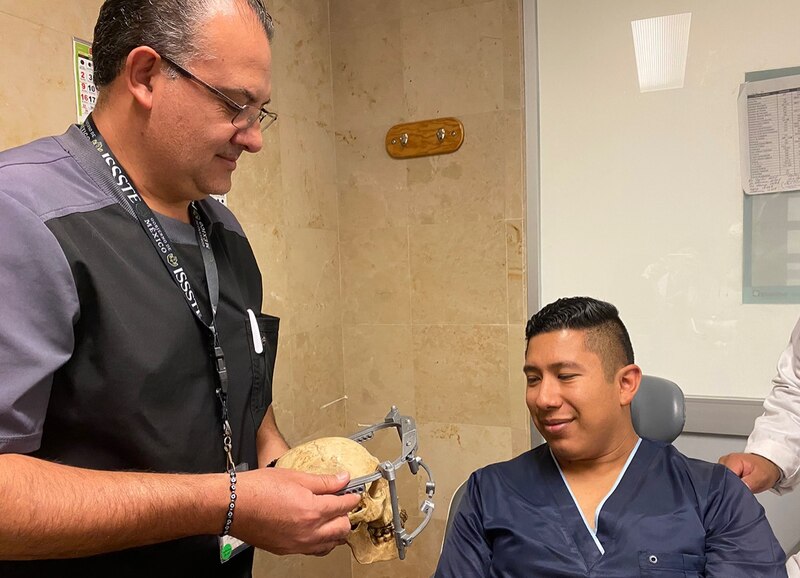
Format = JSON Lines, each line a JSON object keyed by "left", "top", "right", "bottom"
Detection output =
{"left": 535, "top": 376, "right": 562, "bottom": 410}
{"left": 233, "top": 121, "right": 263, "bottom": 153}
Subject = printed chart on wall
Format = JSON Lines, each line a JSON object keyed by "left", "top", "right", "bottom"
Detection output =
{"left": 740, "top": 68, "right": 800, "bottom": 303}
{"left": 73, "top": 38, "right": 96, "bottom": 123}
{"left": 738, "top": 73, "right": 800, "bottom": 195}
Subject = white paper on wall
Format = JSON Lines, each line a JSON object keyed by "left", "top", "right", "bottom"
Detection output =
{"left": 739, "top": 74, "right": 800, "bottom": 195}
{"left": 73, "top": 37, "right": 96, "bottom": 123}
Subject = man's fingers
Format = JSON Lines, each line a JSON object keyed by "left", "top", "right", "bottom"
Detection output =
{"left": 313, "top": 491, "right": 361, "bottom": 519}
{"left": 308, "top": 541, "right": 345, "bottom": 557}
{"left": 718, "top": 453, "right": 746, "bottom": 477}
{"left": 313, "top": 510, "right": 355, "bottom": 542}
{"left": 295, "top": 470, "right": 351, "bottom": 494}
{"left": 718, "top": 452, "right": 780, "bottom": 493}
{"left": 312, "top": 533, "right": 349, "bottom": 556}
{"left": 740, "top": 471, "right": 757, "bottom": 491}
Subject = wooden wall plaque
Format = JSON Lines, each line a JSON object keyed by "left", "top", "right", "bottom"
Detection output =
{"left": 385, "top": 117, "right": 464, "bottom": 159}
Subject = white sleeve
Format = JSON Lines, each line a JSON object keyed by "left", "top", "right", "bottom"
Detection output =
{"left": 788, "top": 553, "right": 800, "bottom": 578}
{"left": 745, "top": 317, "right": 800, "bottom": 494}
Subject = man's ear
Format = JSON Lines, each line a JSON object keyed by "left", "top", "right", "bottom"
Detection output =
{"left": 123, "top": 46, "right": 162, "bottom": 110}
{"left": 617, "top": 364, "right": 642, "bottom": 407}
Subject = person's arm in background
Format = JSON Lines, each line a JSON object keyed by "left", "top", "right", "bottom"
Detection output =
{"left": 434, "top": 475, "right": 492, "bottom": 577}
{"left": 720, "top": 319, "right": 800, "bottom": 493}
{"left": 257, "top": 405, "right": 290, "bottom": 468}
{"left": 703, "top": 466, "right": 787, "bottom": 577}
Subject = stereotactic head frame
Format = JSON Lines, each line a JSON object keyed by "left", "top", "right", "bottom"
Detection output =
{"left": 338, "top": 406, "right": 436, "bottom": 560}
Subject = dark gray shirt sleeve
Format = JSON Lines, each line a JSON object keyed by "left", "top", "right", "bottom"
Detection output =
{"left": 0, "top": 190, "right": 79, "bottom": 453}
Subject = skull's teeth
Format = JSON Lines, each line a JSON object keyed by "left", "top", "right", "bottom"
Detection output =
{"left": 364, "top": 510, "right": 409, "bottom": 545}
{"left": 367, "top": 524, "right": 395, "bottom": 544}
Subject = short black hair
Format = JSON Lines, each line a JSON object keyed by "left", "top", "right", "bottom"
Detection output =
{"left": 526, "top": 296, "right": 634, "bottom": 380}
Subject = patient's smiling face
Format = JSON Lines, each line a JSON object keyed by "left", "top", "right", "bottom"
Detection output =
{"left": 524, "top": 328, "right": 638, "bottom": 465}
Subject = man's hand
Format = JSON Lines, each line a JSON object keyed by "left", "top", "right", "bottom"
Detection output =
{"left": 231, "top": 467, "right": 361, "bottom": 556}
{"left": 0, "top": 453, "right": 359, "bottom": 561}
{"left": 718, "top": 452, "right": 781, "bottom": 493}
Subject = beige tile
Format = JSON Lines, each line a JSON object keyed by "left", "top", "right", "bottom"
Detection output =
{"left": 507, "top": 323, "right": 530, "bottom": 424}
{"left": 503, "top": 0, "right": 524, "bottom": 111}
{"left": 340, "top": 228, "right": 411, "bottom": 325}
{"left": 343, "top": 324, "right": 414, "bottom": 427}
{"left": 350, "top": 518, "right": 444, "bottom": 578}
{"left": 418, "top": 422, "right": 513, "bottom": 521}
{"left": 402, "top": 1, "right": 504, "bottom": 119}
{"left": 0, "top": 0, "right": 101, "bottom": 38}
{"left": 503, "top": 110, "right": 525, "bottom": 220}
{"left": 401, "top": 0, "right": 495, "bottom": 19}
{"left": 336, "top": 127, "right": 409, "bottom": 239}
{"left": 331, "top": 16, "right": 406, "bottom": 132}
{"left": 511, "top": 426, "right": 532, "bottom": 458}
{"left": 229, "top": 126, "right": 286, "bottom": 228}
{"left": 254, "top": 543, "right": 352, "bottom": 578}
{"left": 337, "top": 181, "right": 410, "bottom": 243}
{"left": 336, "top": 126, "right": 407, "bottom": 192}
{"left": 279, "top": 116, "right": 339, "bottom": 230}
{"left": 330, "top": 0, "right": 403, "bottom": 33}
{"left": 409, "top": 221, "right": 507, "bottom": 324}
{"left": 506, "top": 220, "right": 526, "bottom": 325}
{"left": 285, "top": 327, "right": 347, "bottom": 445}
{"left": 0, "top": 14, "right": 77, "bottom": 150}
{"left": 414, "top": 325, "right": 510, "bottom": 427}
{"left": 407, "top": 112, "right": 520, "bottom": 226}
{"left": 285, "top": 228, "right": 342, "bottom": 334}
{"left": 242, "top": 224, "right": 291, "bottom": 332}
{"left": 266, "top": 325, "right": 297, "bottom": 444}
{"left": 269, "top": 0, "right": 334, "bottom": 127}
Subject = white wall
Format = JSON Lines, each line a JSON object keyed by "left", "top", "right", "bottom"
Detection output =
{"left": 537, "top": 0, "right": 800, "bottom": 397}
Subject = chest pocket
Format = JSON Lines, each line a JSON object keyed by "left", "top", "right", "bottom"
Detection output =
{"left": 246, "top": 312, "right": 279, "bottom": 420}
{"left": 638, "top": 551, "right": 706, "bottom": 577}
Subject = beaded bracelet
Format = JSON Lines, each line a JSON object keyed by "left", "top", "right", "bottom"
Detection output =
{"left": 221, "top": 469, "right": 237, "bottom": 536}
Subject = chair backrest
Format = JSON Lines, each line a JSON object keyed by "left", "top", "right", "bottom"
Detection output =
{"left": 440, "top": 375, "right": 686, "bottom": 553}
{"left": 442, "top": 479, "right": 469, "bottom": 551}
{"left": 631, "top": 375, "right": 685, "bottom": 444}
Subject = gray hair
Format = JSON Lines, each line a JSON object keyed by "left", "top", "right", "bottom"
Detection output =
{"left": 92, "top": 0, "right": 274, "bottom": 88}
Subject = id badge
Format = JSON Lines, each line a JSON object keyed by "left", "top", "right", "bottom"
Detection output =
{"left": 219, "top": 463, "right": 252, "bottom": 564}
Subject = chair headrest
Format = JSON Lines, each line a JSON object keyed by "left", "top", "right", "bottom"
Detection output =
{"left": 631, "top": 375, "right": 686, "bottom": 443}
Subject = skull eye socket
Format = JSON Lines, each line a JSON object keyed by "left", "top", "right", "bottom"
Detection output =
{"left": 367, "top": 482, "right": 382, "bottom": 499}
{"left": 350, "top": 523, "right": 359, "bottom": 531}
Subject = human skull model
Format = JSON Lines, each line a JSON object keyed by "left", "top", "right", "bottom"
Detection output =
{"left": 275, "top": 436, "right": 407, "bottom": 564}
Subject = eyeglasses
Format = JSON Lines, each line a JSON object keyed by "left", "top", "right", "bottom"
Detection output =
{"left": 160, "top": 54, "right": 278, "bottom": 132}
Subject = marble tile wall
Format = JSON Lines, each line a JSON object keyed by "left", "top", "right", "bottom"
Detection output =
{"left": 0, "top": 1, "right": 102, "bottom": 150}
{"left": 331, "top": 1, "right": 527, "bottom": 576}
{"left": 227, "top": 0, "right": 349, "bottom": 575}
{"left": 230, "top": 0, "right": 348, "bottom": 446}
{"left": 247, "top": 3, "right": 528, "bottom": 575}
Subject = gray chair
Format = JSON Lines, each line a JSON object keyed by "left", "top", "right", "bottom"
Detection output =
{"left": 631, "top": 374, "right": 686, "bottom": 444}
{"left": 441, "top": 375, "right": 686, "bottom": 547}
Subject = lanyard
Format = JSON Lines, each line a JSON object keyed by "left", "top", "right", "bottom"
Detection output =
{"left": 80, "top": 115, "right": 236, "bottom": 473}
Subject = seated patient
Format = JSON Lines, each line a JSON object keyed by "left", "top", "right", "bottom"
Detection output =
{"left": 436, "top": 296, "right": 786, "bottom": 577}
